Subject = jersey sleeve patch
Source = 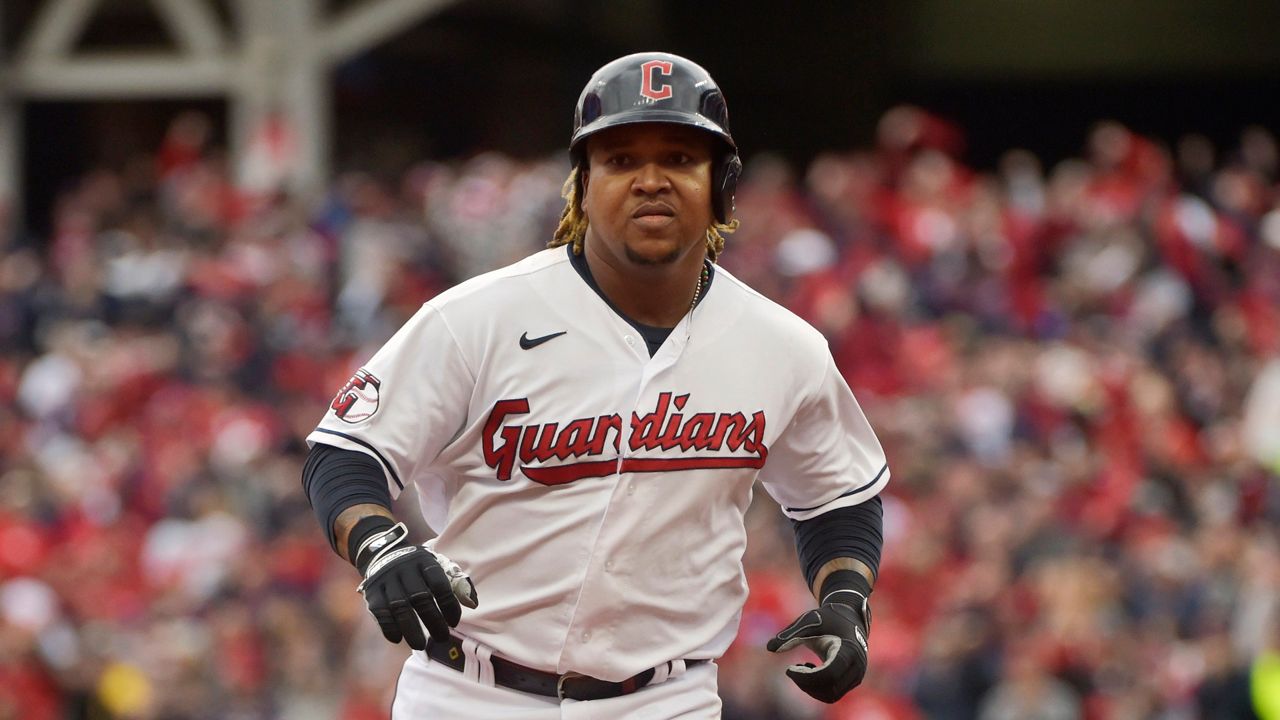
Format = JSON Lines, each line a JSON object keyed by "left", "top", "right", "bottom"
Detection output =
{"left": 330, "top": 368, "right": 382, "bottom": 423}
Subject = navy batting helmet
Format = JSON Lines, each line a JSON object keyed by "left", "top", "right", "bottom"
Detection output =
{"left": 571, "top": 52, "right": 742, "bottom": 223}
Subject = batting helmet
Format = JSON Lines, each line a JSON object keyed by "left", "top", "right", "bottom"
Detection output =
{"left": 571, "top": 52, "right": 742, "bottom": 223}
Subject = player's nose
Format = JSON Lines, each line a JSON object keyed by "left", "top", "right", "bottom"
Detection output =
{"left": 631, "top": 161, "right": 671, "bottom": 194}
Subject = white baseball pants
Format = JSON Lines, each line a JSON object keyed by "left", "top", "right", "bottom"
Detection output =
{"left": 389, "top": 649, "right": 722, "bottom": 719}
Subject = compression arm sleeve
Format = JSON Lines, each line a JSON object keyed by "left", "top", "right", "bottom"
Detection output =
{"left": 301, "top": 443, "right": 394, "bottom": 553}
{"left": 791, "top": 495, "right": 884, "bottom": 589}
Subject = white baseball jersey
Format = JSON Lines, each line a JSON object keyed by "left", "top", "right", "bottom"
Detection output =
{"left": 308, "top": 245, "right": 889, "bottom": 683}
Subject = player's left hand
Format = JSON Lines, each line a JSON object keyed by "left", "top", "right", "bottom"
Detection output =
{"left": 767, "top": 581, "right": 870, "bottom": 703}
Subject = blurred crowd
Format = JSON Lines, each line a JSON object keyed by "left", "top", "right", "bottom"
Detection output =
{"left": 0, "top": 106, "right": 1277, "bottom": 720}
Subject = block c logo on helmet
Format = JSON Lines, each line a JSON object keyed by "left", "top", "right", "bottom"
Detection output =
{"left": 640, "top": 60, "right": 674, "bottom": 101}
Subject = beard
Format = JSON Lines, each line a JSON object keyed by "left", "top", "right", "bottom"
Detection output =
{"left": 624, "top": 243, "right": 681, "bottom": 266}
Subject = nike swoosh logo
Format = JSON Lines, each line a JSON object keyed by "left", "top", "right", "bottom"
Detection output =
{"left": 519, "top": 331, "right": 567, "bottom": 350}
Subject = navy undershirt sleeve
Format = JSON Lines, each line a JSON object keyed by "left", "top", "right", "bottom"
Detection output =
{"left": 791, "top": 495, "right": 884, "bottom": 590}
{"left": 301, "top": 442, "right": 394, "bottom": 553}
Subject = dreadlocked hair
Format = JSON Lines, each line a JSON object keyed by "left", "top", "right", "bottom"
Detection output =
{"left": 548, "top": 165, "right": 740, "bottom": 262}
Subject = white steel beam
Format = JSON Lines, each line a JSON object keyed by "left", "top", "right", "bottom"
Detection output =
{"left": 12, "top": 56, "right": 233, "bottom": 98}
{"left": 280, "top": 0, "right": 328, "bottom": 195}
{"left": 230, "top": 0, "right": 278, "bottom": 167}
{"left": 149, "top": 0, "right": 227, "bottom": 56}
{"left": 18, "top": 0, "right": 100, "bottom": 60}
{"left": 319, "top": 0, "right": 457, "bottom": 65}
{"left": 8, "top": 0, "right": 455, "bottom": 200}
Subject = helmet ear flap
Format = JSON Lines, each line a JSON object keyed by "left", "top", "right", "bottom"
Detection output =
{"left": 712, "top": 153, "right": 742, "bottom": 224}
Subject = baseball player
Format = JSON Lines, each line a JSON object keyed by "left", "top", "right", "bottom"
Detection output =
{"left": 302, "top": 52, "right": 888, "bottom": 718}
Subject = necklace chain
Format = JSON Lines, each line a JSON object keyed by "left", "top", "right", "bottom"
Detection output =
{"left": 691, "top": 264, "right": 708, "bottom": 313}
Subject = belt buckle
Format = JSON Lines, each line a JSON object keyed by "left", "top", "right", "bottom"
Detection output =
{"left": 556, "top": 671, "right": 588, "bottom": 700}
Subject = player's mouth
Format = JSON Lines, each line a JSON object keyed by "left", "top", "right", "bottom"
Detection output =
{"left": 631, "top": 202, "right": 676, "bottom": 229}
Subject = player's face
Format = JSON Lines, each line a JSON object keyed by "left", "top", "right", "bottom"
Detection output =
{"left": 582, "top": 123, "right": 716, "bottom": 268}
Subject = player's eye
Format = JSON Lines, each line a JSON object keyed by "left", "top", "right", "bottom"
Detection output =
{"left": 606, "top": 154, "right": 632, "bottom": 167}
{"left": 668, "top": 152, "right": 692, "bottom": 165}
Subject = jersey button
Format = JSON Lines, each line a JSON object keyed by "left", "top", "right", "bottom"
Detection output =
{"left": 605, "top": 561, "right": 614, "bottom": 572}
{"left": 624, "top": 335, "right": 635, "bottom": 346}
{"left": 581, "top": 631, "right": 592, "bottom": 642}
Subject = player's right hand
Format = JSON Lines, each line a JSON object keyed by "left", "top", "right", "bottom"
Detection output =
{"left": 356, "top": 524, "right": 478, "bottom": 651}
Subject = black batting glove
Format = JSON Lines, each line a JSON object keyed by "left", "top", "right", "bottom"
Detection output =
{"left": 766, "top": 569, "right": 871, "bottom": 704}
{"left": 352, "top": 519, "right": 478, "bottom": 651}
